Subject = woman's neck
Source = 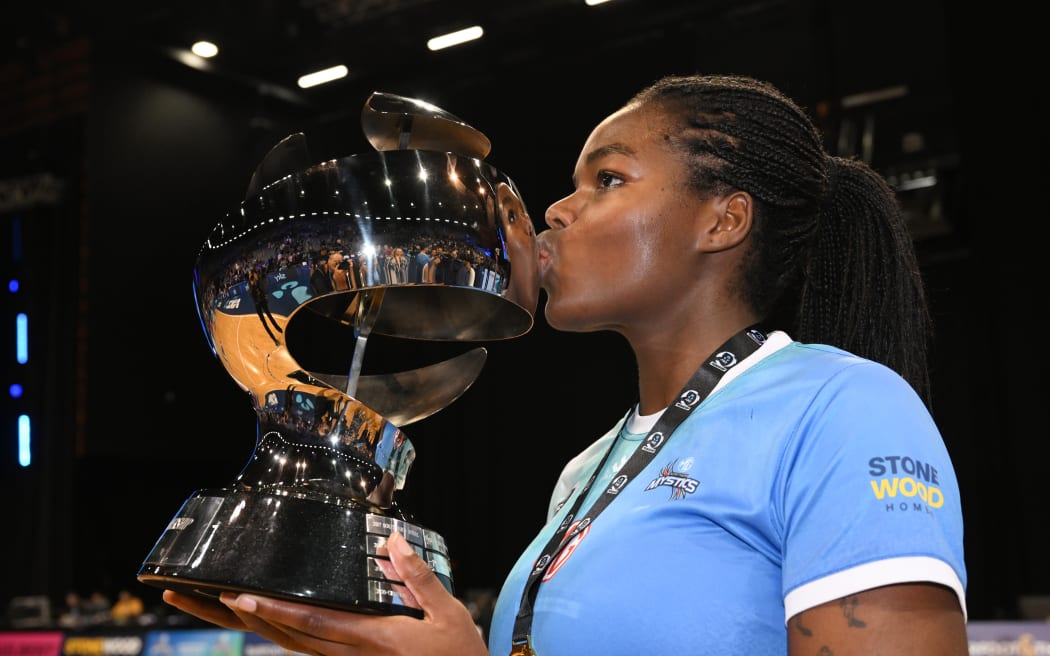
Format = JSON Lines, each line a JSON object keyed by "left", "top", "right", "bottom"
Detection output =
{"left": 631, "top": 315, "right": 760, "bottom": 415}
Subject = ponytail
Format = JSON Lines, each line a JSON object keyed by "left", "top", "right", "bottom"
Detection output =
{"left": 797, "top": 156, "right": 933, "bottom": 406}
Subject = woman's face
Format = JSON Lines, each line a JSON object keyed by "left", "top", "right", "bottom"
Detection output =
{"left": 537, "top": 103, "right": 713, "bottom": 334}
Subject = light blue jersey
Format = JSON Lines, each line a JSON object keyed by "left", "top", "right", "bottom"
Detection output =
{"left": 488, "top": 333, "right": 966, "bottom": 655}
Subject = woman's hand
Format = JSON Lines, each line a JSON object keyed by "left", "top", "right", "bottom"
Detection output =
{"left": 163, "top": 531, "right": 488, "bottom": 656}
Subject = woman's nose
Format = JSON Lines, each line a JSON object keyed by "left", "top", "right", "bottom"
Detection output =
{"left": 545, "top": 194, "right": 575, "bottom": 229}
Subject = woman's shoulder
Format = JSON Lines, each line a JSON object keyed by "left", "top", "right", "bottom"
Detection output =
{"left": 768, "top": 341, "right": 908, "bottom": 384}
{"left": 737, "top": 340, "right": 928, "bottom": 414}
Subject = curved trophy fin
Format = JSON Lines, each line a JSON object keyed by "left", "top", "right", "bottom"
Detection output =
{"left": 362, "top": 91, "right": 491, "bottom": 159}
{"left": 306, "top": 346, "right": 488, "bottom": 427}
{"left": 244, "top": 132, "right": 313, "bottom": 199}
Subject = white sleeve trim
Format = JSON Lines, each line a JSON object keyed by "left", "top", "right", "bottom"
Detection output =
{"left": 784, "top": 556, "right": 967, "bottom": 623}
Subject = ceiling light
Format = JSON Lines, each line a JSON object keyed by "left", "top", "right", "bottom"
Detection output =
{"left": 297, "top": 65, "right": 349, "bottom": 89}
{"left": 172, "top": 49, "right": 211, "bottom": 71}
{"left": 427, "top": 26, "right": 484, "bottom": 51}
{"left": 191, "top": 41, "right": 219, "bottom": 58}
{"left": 585, "top": 0, "right": 614, "bottom": 5}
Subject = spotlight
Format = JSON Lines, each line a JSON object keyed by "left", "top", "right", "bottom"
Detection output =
{"left": 191, "top": 41, "right": 219, "bottom": 58}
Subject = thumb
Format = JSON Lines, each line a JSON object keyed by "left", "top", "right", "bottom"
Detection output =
{"left": 386, "top": 531, "right": 454, "bottom": 614}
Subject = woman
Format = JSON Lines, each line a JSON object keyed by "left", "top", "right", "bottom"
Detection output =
{"left": 164, "top": 74, "right": 968, "bottom": 654}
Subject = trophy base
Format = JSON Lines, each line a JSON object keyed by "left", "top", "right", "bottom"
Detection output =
{"left": 137, "top": 488, "right": 453, "bottom": 618}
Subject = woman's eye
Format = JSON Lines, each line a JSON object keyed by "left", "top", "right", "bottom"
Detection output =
{"left": 597, "top": 171, "right": 623, "bottom": 189}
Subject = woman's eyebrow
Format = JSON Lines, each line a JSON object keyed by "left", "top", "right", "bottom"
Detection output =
{"left": 572, "top": 142, "right": 636, "bottom": 186}
{"left": 586, "top": 142, "right": 635, "bottom": 165}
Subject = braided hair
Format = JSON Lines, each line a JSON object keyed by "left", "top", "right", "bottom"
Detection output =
{"left": 629, "top": 74, "right": 933, "bottom": 406}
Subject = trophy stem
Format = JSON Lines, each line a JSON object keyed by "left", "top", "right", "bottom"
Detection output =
{"left": 346, "top": 335, "right": 368, "bottom": 398}
{"left": 345, "top": 289, "right": 386, "bottom": 398}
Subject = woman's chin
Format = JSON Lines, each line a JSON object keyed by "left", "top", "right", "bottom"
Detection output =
{"left": 543, "top": 303, "right": 593, "bottom": 334}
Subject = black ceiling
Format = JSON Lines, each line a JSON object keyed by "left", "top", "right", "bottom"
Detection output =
{"left": 7, "top": 0, "right": 824, "bottom": 115}
{"left": 4, "top": 0, "right": 971, "bottom": 246}
{"left": 6, "top": 0, "right": 976, "bottom": 217}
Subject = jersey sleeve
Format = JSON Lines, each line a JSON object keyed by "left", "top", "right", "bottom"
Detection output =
{"left": 777, "top": 360, "right": 967, "bottom": 621}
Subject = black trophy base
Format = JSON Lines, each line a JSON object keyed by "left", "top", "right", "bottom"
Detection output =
{"left": 137, "top": 488, "right": 453, "bottom": 618}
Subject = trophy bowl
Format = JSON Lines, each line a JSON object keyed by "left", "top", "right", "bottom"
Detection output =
{"left": 136, "top": 92, "right": 538, "bottom": 617}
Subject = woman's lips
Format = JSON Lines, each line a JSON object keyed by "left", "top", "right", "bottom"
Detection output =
{"left": 535, "top": 232, "right": 553, "bottom": 283}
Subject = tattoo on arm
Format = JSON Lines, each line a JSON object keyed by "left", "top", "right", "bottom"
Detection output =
{"left": 794, "top": 613, "right": 833, "bottom": 654}
{"left": 839, "top": 595, "right": 867, "bottom": 628}
{"left": 793, "top": 596, "right": 864, "bottom": 654}
{"left": 792, "top": 614, "right": 813, "bottom": 637}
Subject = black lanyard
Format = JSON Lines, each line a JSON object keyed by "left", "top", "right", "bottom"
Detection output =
{"left": 509, "top": 325, "right": 769, "bottom": 656}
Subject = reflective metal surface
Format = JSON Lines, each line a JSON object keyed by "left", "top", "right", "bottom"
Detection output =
{"left": 190, "top": 92, "right": 539, "bottom": 496}
{"left": 195, "top": 146, "right": 536, "bottom": 426}
{"left": 139, "top": 490, "right": 453, "bottom": 618}
{"left": 138, "top": 91, "right": 538, "bottom": 614}
{"left": 361, "top": 91, "right": 492, "bottom": 158}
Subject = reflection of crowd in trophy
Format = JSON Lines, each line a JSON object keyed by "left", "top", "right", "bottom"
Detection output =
{"left": 197, "top": 218, "right": 511, "bottom": 328}
{"left": 309, "top": 241, "right": 494, "bottom": 295}
{"left": 255, "top": 385, "right": 417, "bottom": 507}
{"left": 263, "top": 387, "right": 384, "bottom": 452}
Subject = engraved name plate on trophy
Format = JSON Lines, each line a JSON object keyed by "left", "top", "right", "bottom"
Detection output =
{"left": 136, "top": 92, "right": 538, "bottom": 617}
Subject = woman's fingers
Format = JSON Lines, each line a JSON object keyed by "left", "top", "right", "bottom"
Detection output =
{"left": 162, "top": 590, "right": 246, "bottom": 631}
{"left": 220, "top": 593, "right": 370, "bottom": 645}
{"left": 372, "top": 544, "right": 419, "bottom": 610}
{"left": 227, "top": 596, "right": 380, "bottom": 656}
{"left": 381, "top": 532, "right": 488, "bottom": 655}
{"left": 220, "top": 594, "right": 324, "bottom": 656}
{"left": 224, "top": 591, "right": 486, "bottom": 656}
{"left": 383, "top": 532, "right": 450, "bottom": 614}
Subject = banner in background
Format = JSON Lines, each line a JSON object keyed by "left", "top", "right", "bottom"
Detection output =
{"left": 241, "top": 633, "right": 306, "bottom": 656}
{"left": 0, "top": 632, "right": 64, "bottom": 656}
{"left": 143, "top": 631, "right": 242, "bottom": 656}
{"left": 968, "top": 622, "right": 1050, "bottom": 655}
{"left": 3, "top": 622, "right": 1040, "bottom": 656}
{"left": 63, "top": 634, "right": 143, "bottom": 656}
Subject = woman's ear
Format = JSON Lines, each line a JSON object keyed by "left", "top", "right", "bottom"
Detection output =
{"left": 699, "top": 191, "right": 753, "bottom": 253}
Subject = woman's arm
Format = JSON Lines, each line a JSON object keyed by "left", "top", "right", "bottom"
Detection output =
{"left": 787, "top": 583, "right": 967, "bottom": 655}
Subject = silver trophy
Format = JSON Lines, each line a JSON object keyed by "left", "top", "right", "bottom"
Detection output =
{"left": 137, "top": 92, "right": 538, "bottom": 617}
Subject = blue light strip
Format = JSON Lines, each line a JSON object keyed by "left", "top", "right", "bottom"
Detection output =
{"left": 16, "top": 313, "right": 28, "bottom": 364}
{"left": 18, "top": 415, "right": 31, "bottom": 467}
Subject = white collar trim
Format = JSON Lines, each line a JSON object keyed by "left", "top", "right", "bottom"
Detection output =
{"left": 625, "top": 330, "right": 792, "bottom": 434}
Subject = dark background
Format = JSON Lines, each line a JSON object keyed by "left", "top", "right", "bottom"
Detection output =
{"left": 1, "top": 0, "right": 1046, "bottom": 624}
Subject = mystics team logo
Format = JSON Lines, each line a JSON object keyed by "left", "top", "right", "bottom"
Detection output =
{"left": 644, "top": 458, "right": 700, "bottom": 500}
